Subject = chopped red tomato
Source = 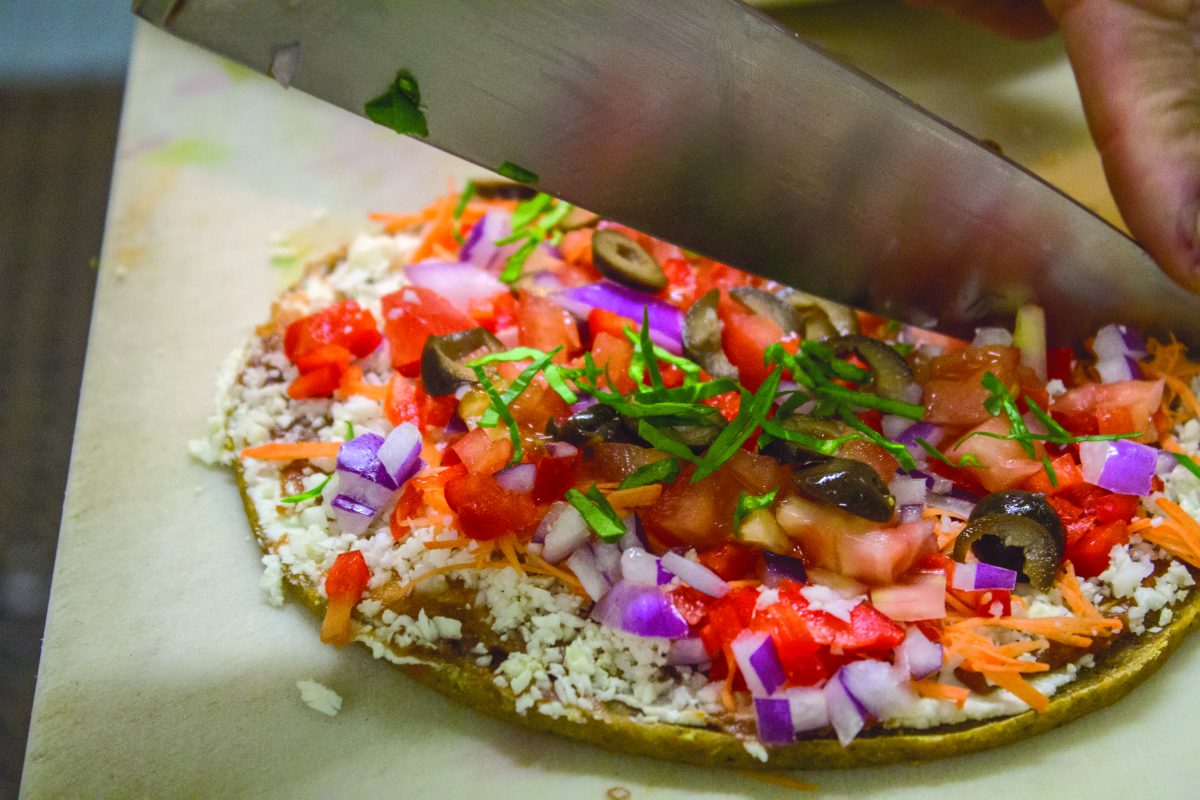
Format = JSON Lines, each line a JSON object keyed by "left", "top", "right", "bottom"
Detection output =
{"left": 384, "top": 373, "right": 458, "bottom": 429}
{"left": 1049, "top": 484, "right": 1139, "bottom": 578}
{"left": 702, "top": 390, "right": 741, "bottom": 423}
{"left": 389, "top": 481, "right": 427, "bottom": 541}
{"left": 293, "top": 343, "right": 352, "bottom": 374}
{"left": 443, "top": 471, "right": 541, "bottom": 540}
{"left": 590, "top": 331, "right": 636, "bottom": 393}
{"left": 1022, "top": 452, "right": 1084, "bottom": 495}
{"left": 381, "top": 286, "right": 476, "bottom": 375}
{"left": 508, "top": 380, "right": 571, "bottom": 432}
{"left": 517, "top": 292, "right": 582, "bottom": 358}
{"left": 467, "top": 291, "right": 518, "bottom": 333}
{"left": 284, "top": 300, "right": 382, "bottom": 363}
{"left": 451, "top": 428, "right": 513, "bottom": 475}
{"left": 1051, "top": 379, "right": 1165, "bottom": 443}
{"left": 532, "top": 447, "right": 581, "bottom": 504}
{"left": 1068, "top": 520, "right": 1131, "bottom": 578}
{"left": 320, "top": 550, "right": 371, "bottom": 647}
{"left": 287, "top": 364, "right": 343, "bottom": 400}
{"left": 669, "top": 585, "right": 715, "bottom": 627}
{"left": 558, "top": 228, "right": 594, "bottom": 270}
{"left": 587, "top": 307, "right": 635, "bottom": 341}
{"left": 719, "top": 304, "right": 784, "bottom": 391}
{"left": 698, "top": 542, "right": 760, "bottom": 581}
{"left": 946, "top": 417, "right": 1044, "bottom": 492}
{"left": 1046, "top": 347, "right": 1074, "bottom": 383}
{"left": 922, "top": 345, "right": 1022, "bottom": 427}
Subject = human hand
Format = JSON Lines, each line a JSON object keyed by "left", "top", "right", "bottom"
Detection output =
{"left": 911, "top": 0, "right": 1200, "bottom": 293}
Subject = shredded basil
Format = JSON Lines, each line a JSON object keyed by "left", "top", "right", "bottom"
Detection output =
{"left": 499, "top": 236, "right": 539, "bottom": 284}
{"left": 1171, "top": 452, "right": 1200, "bottom": 482}
{"left": 476, "top": 348, "right": 560, "bottom": 429}
{"left": 1040, "top": 454, "right": 1059, "bottom": 488}
{"left": 497, "top": 161, "right": 538, "bottom": 184}
{"left": 733, "top": 488, "right": 778, "bottom": 532}
{"left": 345, "top": 420, "right": 355, "bottom": 440}
{"left": 619, "top": 458, "right": 679, "bottom": 490}
{"left": 838, "top": 407, "right": 918, "bottom": 472}
{"left": 565, "top": 485, "right": 626, "bottom": 542}
{"left": 637, "top": 419, "right": 704, "bottom": 464}
{"left": 692, "top": 367, "right": 782, "bottom": 481}
{"left": 363, "top": 69, "right": 428, "bottom": 137}
{"left": 470, "top": 364, "right": 524, "bottom": 466}
{"left": 915, "top": 437, "right": 982, "bottom": 469}
{"left": 281, "top": 473, "right": 332, "bottom": 504}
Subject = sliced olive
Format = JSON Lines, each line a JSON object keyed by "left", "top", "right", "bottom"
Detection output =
{"left": 777, "top": 288, "right": 860, "bottom": 337}
{"left": 557, "top": 206, "right": 600, "bottom": 231}
{"left": 953, "top": 513, "right": 1061, "bottom": 591}
{"left": 592, "top": 230, "right": 667, "bottom": 292}
{"left": 621, "top": 413, "right": 725, "bottom": 452}
{"left": 472, "top": 179, "right": 538, "bottom": 201}
{"left": 682, "top": 289, "right": 739, "bottom": 380}
{"left": 556, "top": 403, "right": 635, "bottom": 447}
{"left": 971, "top": 490, "right": 1065, "bottom": 556}
{"left": 420, "top": 327, "right": 504, "bottom": 396}
{"left": 760, "top": 414, "right": 846, "bottom": 468}
{"left": 829, "top": 334, "right": 920, "bottom": 403}
{"left": 793, "top": 457, "right": 894, "bottom": 522}
{"left": 729, "top": 287, "right": 804, "bottom": 336}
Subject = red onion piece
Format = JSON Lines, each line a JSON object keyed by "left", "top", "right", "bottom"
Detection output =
{"left": 542, "top": 504, "right": 591, "bottom": 564}
{"left": 378, "top": 422, "right": 423, "bottom": 486}
{"left": 869, "top": 572, "right": 946, "bottom": 621}
{"left": 925, "top": 493, "right": 976, "bottom": 519}
{"left": 730, "top": 631, "right": 786, "bottom": 697}
{"left": 753, "top": 697, "right": 796, "bottom": 746}
{"left": 618, "top": 513, "right": 649, "bottom": 552}
{"left": 666, "top": 637, "right": 710, "bottom": 666}
{"left": 661, "top": 551, "right": 729, "bottom": 597}
{"left": 1080, "top": 439, "right": 1157, "bottom": 495}
{"left": 950, "top": 561, "right": 1017, "bottom": 592}
{"left": 591, "top": 540, "right": 623, "bottom": 584}
{"left": 494, "top": 462, "right": 537, "bottom": 494}
{"left": 590, "top": 580, "right": 689, "bottom": 638}
{"left": 838, "top": 659, "right": 913, "bottom": 719}
{"left": 554, "top": 281, "right": 684, "bottom": 354}
{"left": 337, "top": 433, "right": 397, "bottom": 509}
{"left": 895, "top": 626, "right": 943, "bottom": 680}
{"left": 824, "top": 669, "right": 867, "bottom": 746}
{"left": 331, "top": 494, "right": 377, "bottom": 536}
{"left": 889, "top": 476, "right": 928, "bottom": 508}
{"left": 460, "top": 210, "right": 515, "bottom": 272}
{"left": 783, "top": 686, "right": 830, "bottom": 733}
{"left": 898, "top": 504, "right": 924, "bottom": 523}
{"left": 621, "top": 547, "right": 671, "bottom": 586}
{"left": 566, "top": 544, "right": 611, "bottom": 601}
{"left": 1094, "top": 324, "right": 1147, "bottom": 383}
{"left": 761, "top": 551, "right": 807, "bottom": 587}
{"left": 405, "top": 261, "right": 507, "bottom": 312}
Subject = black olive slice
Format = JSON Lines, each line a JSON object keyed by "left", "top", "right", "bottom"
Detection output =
{"left": 760, "top": 414, "right": 847, "bottom": 468}
{"left": 794, "top": 457, "right": 895, "bottom": 522}
{"left": 420, "top": 327, "right": 504, "bottom": 396}
{"left": 971, "top": 490, "right": 1066, "bottom": 556}
{"left": 829, "top": 334, "right": 920, "bottom": 403}
{"left": 729, "top": 287, "right": 803, "bottom": 336}
{"left": 592, "top": 230, "right": 667, "bottom": 292}
{"left": 953, "top": 513, "right": 1062, "bottom": 591}
{"left": 682, "top": 289, "right": 739, "bottom": 380}
{"left": 557, "top": 207, "right": 600, "bottom": 231}
{"left": 557, "top": 404, "right": 635, "bottom": 447}
{"left": 777, "top": 288, "right": 860, "bottom": 337}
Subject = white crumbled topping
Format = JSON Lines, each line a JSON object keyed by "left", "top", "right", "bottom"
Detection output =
{"left": 800, "top": 584, "right": 863, "bottom": 623}
{"left": 260, "top": 553, "right": 285, "bottom": 607}
{"left": 1099, "top": 545, "right": 1155, "bottom": 599}
{"left": 755, "top": 588, "right": 780, "bottom": 610}
{"left": 1045, "top": 378, "right": 1067, "bottom": 398}
{"left": 296, "top": 679, "right": 342, "bottom": 716}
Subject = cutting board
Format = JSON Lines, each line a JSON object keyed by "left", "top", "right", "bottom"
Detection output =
{"left": 22, "top": 6, "right": 1197, "bottom": 798}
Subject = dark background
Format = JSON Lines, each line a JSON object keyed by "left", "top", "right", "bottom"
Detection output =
{"left": 1, "top": 4, "right": 133, "bottom": 797}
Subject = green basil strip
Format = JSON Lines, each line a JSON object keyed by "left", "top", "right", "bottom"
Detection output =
{"left": 471, "top": 364, "right": 524, "bottom": 465}
{"left": 543, "top": 365, "right": 580, "bottom": 405}
{"left": 1040, "top": 454, "right": 1059, "bottom": 488}
{"left": 345, "top": 420, "right": 355, "bottom": 440}
{"left": 511, "top": 192, "right": 553, "bottom": 230}
{"left": 470, "top": 347, "right": 551, "bottom": 366}
{"left": 499, "top": 236, "right": 539, "bottom": 284}
{"left": 497, "top": 161, "right": 538, "bottom": 184}
{"left": 281, "top": 473, "right": 332, "bottom": 504}
{"left": 839, "top": 407, "right": 918, "bottom": 472}
{"left": 916, "top": 437, "right": 982, "bottom": 468}
{"left": 1171, "top": 452, "right": 1200, "bottom": 482}
{"left": 692, "top": 367, "right": 782, "bottom": 482}
{"left": 733, "top": 488, "right": 779, "bottom": 532}
{"left": 637, "top": 419, "right": 703, "bottom": 464}
{"left": 565, "top": 486, "right": 627, "bottom": 542}
{"left": 478, "top": 349, "right": 560, "bottom": 428}
{"left": 363, "top": 69, "right": 428, "bottom": 137}
{"left": 758, "top": 418, "right": 853, "bottom": 455}
{"left": 619, "top": 458, "right": 679, "bottom": 490}
{"left": 452, "top": 180, "right": 476, "bottom": 221}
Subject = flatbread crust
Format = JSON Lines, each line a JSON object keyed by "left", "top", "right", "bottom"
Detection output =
{"left": 220, "top": 244, "right": 1200, "bottom": 769}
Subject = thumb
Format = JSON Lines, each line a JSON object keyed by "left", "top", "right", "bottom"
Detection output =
{"left": 1045, "top": 0, "right": 1200, "bottom": 291}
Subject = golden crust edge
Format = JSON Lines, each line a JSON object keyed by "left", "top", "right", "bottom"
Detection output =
{"left": 234, "top": 461, "right": 1200, "bottom": 770}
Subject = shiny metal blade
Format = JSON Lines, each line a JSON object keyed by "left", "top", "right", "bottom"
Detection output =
{"left": 134, "top": 0, "right": 1200, "bottom": 346}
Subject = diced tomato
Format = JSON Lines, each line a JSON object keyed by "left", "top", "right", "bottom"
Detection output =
{"left": 381, "top": 286, "right": 476, "bottom": 375}
{"left": 643, "top": 468, "right": 730, "bottom": 551}
{"left": 467, "top": 291, "right": 518, "bottom": 333}
{"left": 293, "top": 343, "right": 352, "bottom": 374}
{"left": 508, "top": 380, "right": 571, "bottom": 433}
{"left": 384, "top": 374, "right": 423, "bottom": 427}
{"left": 558, "top": 228, "right": 595, "bottom": 269}
{"left": 287, "top": 364, "right": 343, "bottom": 399}
{"left": 922, "top": 346, "right": 1022, "bottom": 427}
{"left": 1051, "top": 379, "right": 1165, "bottom": 443}
{"left": 417, "top": 382, "right": 458, "bottom": 428}
{"left": 443, "top": 470, "right": 541, "bottom": 540}
{"left": 946, "top": 416, "right": 1044, "bottom": 492}
{"left": 660, "top": 257, "right": 697, "bottom": 305}
{"left": 719, "top": 305, "right": 783, "bottom": 391}
{"left": 516, "top": 292, "right": 582, "bottom": 358}
{"left": 669, "top": 585, "right": 715, "bottom": 627}
{"left": 698, "top": 542, "right": 760, "bottom": 582}
{"left": 698, "top": 586, "right": 759, "bottom": 657}
{"left": 1022, "top": 452, "right": 1084, "bottom": 495}
{"left": 692, "top": 256, "right": 758, "bottom": 298}
{"left": 389, "top": 481, "right": 426, "bottom": 541}
{"left": 590, "top": 331, "right": 636, "bottom": 393}
{"left": 587, "top": 307, "right": 635, "bottom": 342}
{"left": 1068, "top": 520, "right": 1131, "bottom": 578}
{"left": 320, "top": 549, "right": 372, "bottom": 647}
{"left": 532, "top": 447, "right": 581, "bottom": 504}
{"left": 284, "top": 300, "right": 382, "bottom": 363}
{"left": 1046, "top": 347, "right": 1075, "bottom": 383}
{"left": 702, "top": 390, "right": 741, "bottom": 423}
{"left": 1048, "top": 484, "right": 1139, "bottom": 578}
{"left": 450, "top": 427, "right": 513, "bottom": 475}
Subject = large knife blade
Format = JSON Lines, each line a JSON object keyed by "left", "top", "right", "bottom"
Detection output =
{"left": 134, "top": 0, "right": 1200, "bottom": 346}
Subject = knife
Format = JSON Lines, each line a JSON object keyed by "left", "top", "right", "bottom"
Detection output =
{"left": 133, "top": 0, "right": 1200, "bottom": 347}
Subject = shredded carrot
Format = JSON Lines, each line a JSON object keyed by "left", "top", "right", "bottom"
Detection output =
{"left": 951, "top": 615, "right": 1120, "bottom": 646}
{"left": 941, "top": 628, "right": 1052, "bottom": 673}
{"left": 994, "top": 639, "right": 1049, "bottom": 658}
{"left": 410, "top": 193, "right": 458, "bottom": 262}
{"left": 910, "top": 679, "right": 970, "bottom": 708}
{"left": 923, "top": 505, "right": 970, "bottom": 522}
{"left": 240, "top": 441, "right": 341, "bottom": 461}
{"left": 944, "top": 591, "right": 976, "bottom": 616}
{"left": 496, "top": 534, "right": 525, "bottom": 575}
{"left": 721, "top": 648, "right": 738, "bottom": 713}
{"left": 725, "top": 579, "right": 763, "bottom": 590}
{"left": 368, "top": 210, "right": 426, "bottom": 231}
{"left": 523, "top": 552, "right": 588, "bottom": 596}
{"left": 422, "top": 537, "right": 474, "bottom": 550}
{"left": 1055, "top": 561, "right": 1103, "bottom": 619}
{"left": 735, "top": 771, "right": 819, "bottom": 793}
{"left": 980, "top": 669, "right": 1049, "bottom": 712}
{"left": 603, "top": 484, "right": 663, "bottom": 509}
{"left": 375, "top": 561, "right": 485, "bottom": 605}
{"left": 1142, "top": 338, "right": 1200, "bottom": 424}
{"left": 338, "top": 365, "right": 389, "bottom": 402}
{"left": 1152, "top": 497, "right": 1200, "bottom": 567}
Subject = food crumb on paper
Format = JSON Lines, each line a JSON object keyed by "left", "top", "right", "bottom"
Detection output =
{"left": 296, "top": 679, "right": 342, "bottom": 716}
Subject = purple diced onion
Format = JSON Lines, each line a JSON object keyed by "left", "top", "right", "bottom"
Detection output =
{"left": 546, "top": 440, "right": 579, "bottom": 459}
{"left": 590, "top": 581, "right": 689, "bottom": 639}
{"left": 666, "top": 637, "right": 710, "bottom": 666}
{"left": 337, "top": 433, "right": 398, "bottom": 509}
{"left": 895, "top": 626, "right": 943, "bottom": 680}
{"left": 460, "top": 210, "right": 516, "bottom": 272}
{"left": 1079, "top": 438, "right": 1157, "bottom": 496}
{"left": 554, "top": 281, "right": 685, "bottom": 354}
{"left": 566, "top": 544, "right": 611, "bottom": 602}
{"left": 405, "top": 260, "right": 507, "bottom": 311}
{"left": 621, "top": 547, "right": 667, "bottom": 587}
{"left": 838, "top": 659, "right": 911, "bottom": 720}
{"left": 1093, "top": 324, "right": 1146, "bottom": 383}
{"left": 898, "top": 504, "right": 924, "bottom": 523}
{"left": 377, "top": 422, "right": 423, "bottom": 486}
{"left": 331, "top": 494, "right": 377, "bottom": 537}
{"left": 541, "top": 504, "right": 591, "bottom": 564}
{"left": 783, "top": 686, "right": 830, "bottom": 733}
{"left": 730, "top": 632, "right": 786, "bottom": 697}
{"left": 951, "top": 561, "right": 1017, "bottom": 592}
{"left": 618, "top": 513, "right": 648, "bottom": 552}
{"left": 660, "top": 551, "right": 729, "bottom": 597}
{"left": 761, "top": 550, "right": 807, "bottom": 587}
{"left": 569, "top": 394, "right": 598, "bottom": 414}
{"left": 591, "top": 540, "right": 623, "bottom": 584}
{"left": 494, "top": 462, "right": 537, "bottom": 494}
{"left": 753, "top": 697, "right": 796, "bottom": 746}
{"left": 824, "top": 669, "right": 868, "bottom": 746}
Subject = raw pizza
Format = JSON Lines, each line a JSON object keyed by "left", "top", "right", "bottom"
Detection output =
{"left": 195, "top": 182, "right": 1200, "bottom": 768}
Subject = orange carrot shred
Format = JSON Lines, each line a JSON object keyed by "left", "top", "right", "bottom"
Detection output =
{"left": 240, "top": 441, "right": 342, "bottom": 461}
{"left": 1153, "top": 497, "right": 1200, "bottom": 567}
{"left": 910, "top": 679, "right": 970, "bottom": 708}
{"left": 981, "top": 669, "right": 1049, "bottom": 712}
{"left": 603, "top": 483, "right": 664, "bottom": 509}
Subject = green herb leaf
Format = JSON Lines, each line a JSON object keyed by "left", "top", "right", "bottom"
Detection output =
{"left": 511, "top": 192, "right": 553, "bottom": 230}
{"left": 733, "top": 488, "right": 778, "bottom": 532}
{"left": 281, "top": 473, "right": 332, "bottom": 504}
{"left": 637, "top": 419, "right": 703, "bottom": 464}
{"left": 363, "top": 69, "right": 428, "bottom": 137}
{"left": 565, "top": 485, "right": 627, "bottom": 542}
{"left": 838, "top": 407, "right": 918, "bottom": 472}
{"left": 477, "top": 348, "right": 560, "bottom": 429}
{"left": 453, "top": 180, "right": 476, "bottom": 221}
{"left": 1040, "top": 454, "right": 1059, "bottom": 488}
{"left": 345, "top": 420, "right": 355, "bottom": 440}
{"left": 619, "top": 458, "right": 679, "bottom": 490}
{"left": 693, "top": 367, "right": 782, "bottom": 481}
{"left": 497, "top": 161, "right": 538, "bottom": 184}
{"left": 916, "top": 437, "right": 982, "bottom": 468}
{"left": 1171, "top": 452, "right": 1200, "bottom": 482}
{"left": 499, "top": 236, "right": 539, "bottom": 284}
{"left": 471, "top": 364, "right": 524, "bottom": 465}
